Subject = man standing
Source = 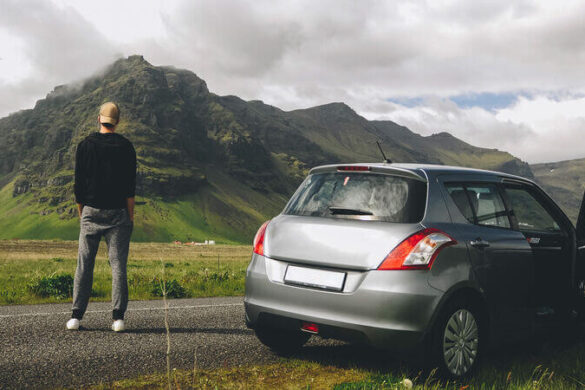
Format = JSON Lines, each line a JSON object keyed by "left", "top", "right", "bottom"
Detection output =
{"left": 67, "top": 102, "right": 136, "bottom": 332}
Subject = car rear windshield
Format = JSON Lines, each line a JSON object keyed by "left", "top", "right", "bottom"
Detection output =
{"left": 284, "top": 171, "right": 427, "bottom": 222}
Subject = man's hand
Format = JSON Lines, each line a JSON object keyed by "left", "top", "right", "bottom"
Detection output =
{"left": 76, "top": 203, "right": 84, "bottom": 218}
{"left": 126, "top": 197, "right": 135, "bottom": 222}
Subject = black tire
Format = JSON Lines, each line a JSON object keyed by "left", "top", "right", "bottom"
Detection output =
{"left": 254, "top": 325, "right": 310, "bottom": 355}
{"left": 430, "top": 298, "right": 483, "bottom": 379}
{"left": 552, "top": 310, "right": 582, "bottom": 347}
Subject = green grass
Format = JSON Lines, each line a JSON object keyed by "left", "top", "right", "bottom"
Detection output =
{"left": 0, "top": 182, "right": 80, "bottom": 240}
{"left": 0, "top": 240, "right": 251, "bottom": 305}
{"left": 85, "top": 338, "right": 585, "bottom": 389}
{"left": 88, "top": 360, "right": 370, "bottom": 390}
{"left": 336, "top": 342, "right": 585, "bottom": 389}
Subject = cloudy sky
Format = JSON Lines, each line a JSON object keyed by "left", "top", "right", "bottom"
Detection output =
{"left": 1, "top": 0, "right": 585, "bottom": 163}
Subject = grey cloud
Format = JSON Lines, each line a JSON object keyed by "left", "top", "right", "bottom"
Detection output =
{"left": 0, "top": 0, "right": 118, "bottom": 115}
{"left": 0, "top": 0, "right": 117, "bottom": 79}
{"left": 4, "top": 0, "right": 585, "bottom": 105}
{"left": 375, "top": 98, "right": 585, "bottom": 163}
{"left": 428, "top": 0, "right": 537, "bottom": 26}
{"left": 2, "top": 0, "right": 585, "bottom": 163}
{"left": 0, "top": 78, "right": 45, "bottom": 116}
{"left": 161, "top": 1, "right": 303, "bottom": 77}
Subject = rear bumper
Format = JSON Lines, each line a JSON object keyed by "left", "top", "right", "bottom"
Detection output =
{"left": 244, "top": 254, "right": 444, "bottom": 354}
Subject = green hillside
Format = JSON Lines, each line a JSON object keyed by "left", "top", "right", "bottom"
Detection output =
{"left": 0, "top": 55, "right": 535, "bottom": 243}
{"left": 0, "top": 168, "right": 286, "bottom": 243}
{"left": 532, "top": 159, "right": 585, "bottom": 223}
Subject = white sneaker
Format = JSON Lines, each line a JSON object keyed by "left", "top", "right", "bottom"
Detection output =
{"left": 112, "top": 319, "right": 125, "bottom": 332}
{"left": 66, "top": 318, "right": 80, "bottom": 330}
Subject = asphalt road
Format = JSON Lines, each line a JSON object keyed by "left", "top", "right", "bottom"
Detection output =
{"left": 0, "top": 297, "right": 357, "bottom": 389}
{"left": 0, "top": 297, "right": 260, "bottom": 389}
{"left": 2, "top": 296, "right": 573, "bottom": 389}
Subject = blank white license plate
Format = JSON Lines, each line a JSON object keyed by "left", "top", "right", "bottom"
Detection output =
{"left": 284, "top": 265, "right": 346, "bottom": 291}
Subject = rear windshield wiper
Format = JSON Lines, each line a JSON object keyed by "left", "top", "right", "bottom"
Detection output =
{"left": 329, "top": 206, "right": 373, "bottom": 216}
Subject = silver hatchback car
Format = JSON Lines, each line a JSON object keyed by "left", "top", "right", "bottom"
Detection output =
{"left": 244, "top": 163, "right": 585, "bottom": 377}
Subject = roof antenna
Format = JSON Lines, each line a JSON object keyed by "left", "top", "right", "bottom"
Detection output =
{"left": 376, "top": 140, "right": 392, "bottom": 164}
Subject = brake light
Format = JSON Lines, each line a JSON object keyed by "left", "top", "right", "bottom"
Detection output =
{"left": 253, "top": 221, "right": 270, "bottom": 256}
{"left": 301, "top": 322, "right": 319, "bottom": 334}
{"left": 337, "top": 166, "right": 370, "bottom": 171}
{"left": 378, "top": 228, "right": 456, "bottom": 270}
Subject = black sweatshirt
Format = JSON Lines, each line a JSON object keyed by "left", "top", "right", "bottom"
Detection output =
{"left": 74, "top": 132, "right": 136, "bottom": 209}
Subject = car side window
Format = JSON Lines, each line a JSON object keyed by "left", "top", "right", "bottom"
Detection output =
{"left": 446, "top": 185, "right": 475, "bottom": 223}
{"left": 446, "top": 183, "right": 510, "bottom": 229}
{"left": 504, "top": 186, "right": 561, "bottom": 233}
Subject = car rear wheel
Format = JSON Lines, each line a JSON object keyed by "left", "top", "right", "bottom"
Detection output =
{"left": 254, "top": 325, "right": 310, "bottom": 355}
{"left": 432, "top": 300, "right": 482, "bottom": 378}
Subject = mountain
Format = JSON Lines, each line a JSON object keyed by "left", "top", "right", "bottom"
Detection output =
{"left": 0, "top": 55, "right": 534, "bottom": 243}
{"left": 532, "top": 159, "right": 585, "bottom": 223}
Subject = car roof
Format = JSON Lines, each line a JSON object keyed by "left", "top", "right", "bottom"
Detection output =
{"left": 310, "top": 162, "right": 534, "bottom": 184}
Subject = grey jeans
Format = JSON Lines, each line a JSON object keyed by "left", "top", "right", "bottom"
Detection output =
{"left": 72, "top": 206, "right": 133, "bottom": 320}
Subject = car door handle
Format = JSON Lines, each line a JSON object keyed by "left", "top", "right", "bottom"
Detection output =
{"left": 470, "top": 239, "right": 490, "bottom": 249}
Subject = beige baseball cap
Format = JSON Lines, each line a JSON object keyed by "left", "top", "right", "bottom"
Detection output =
{"left": 99, "top": 102, "right": 120, "bottom": 125}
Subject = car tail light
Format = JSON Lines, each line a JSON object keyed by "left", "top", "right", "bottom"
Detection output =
{"left": 253, "top": 221, "right": 270, "bottom": 256}
{"left": 301, "top": 322, "right": 319, "bottom": 334}
{"left": 378, "top": 228, "right": 456, "bottom": 270}
{"left": 337, "top": 165, "right": 370, "bottom": 171}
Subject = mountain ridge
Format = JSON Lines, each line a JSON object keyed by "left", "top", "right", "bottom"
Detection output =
{"left": 0, "top": 55, "right": 535, "bottom": 242}
{"left": 531, "top": 158, "right": 585, "bottom": 222}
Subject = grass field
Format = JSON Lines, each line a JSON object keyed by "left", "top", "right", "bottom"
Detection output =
{"left": 0, "top": 240, "right": 251, "bottom": 305}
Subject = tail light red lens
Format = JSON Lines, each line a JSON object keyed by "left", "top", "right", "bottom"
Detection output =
{"left": 301, "top": 322, "right": 319, "bottom": 334}
{"left": 378, "top": 228, "right": 456, "bottom": 270}
{"left": 253, "top": 221, "right": 270, "bottom": 256}
{"left": 337, "top": 165, "right": 370, "bottom": 171}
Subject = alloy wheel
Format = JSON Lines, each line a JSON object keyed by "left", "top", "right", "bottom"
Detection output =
{"left": 442, "top": 309, "right": 479, "bottom": 376}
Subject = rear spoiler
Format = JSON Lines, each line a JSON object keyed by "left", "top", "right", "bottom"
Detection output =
{"left": 309, "top": 164, "right": 427, "bottom": 182}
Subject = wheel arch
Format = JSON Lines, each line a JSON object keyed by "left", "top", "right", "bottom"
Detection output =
{"left": 426, "top": 282, "right": 491, "bottom": 344}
